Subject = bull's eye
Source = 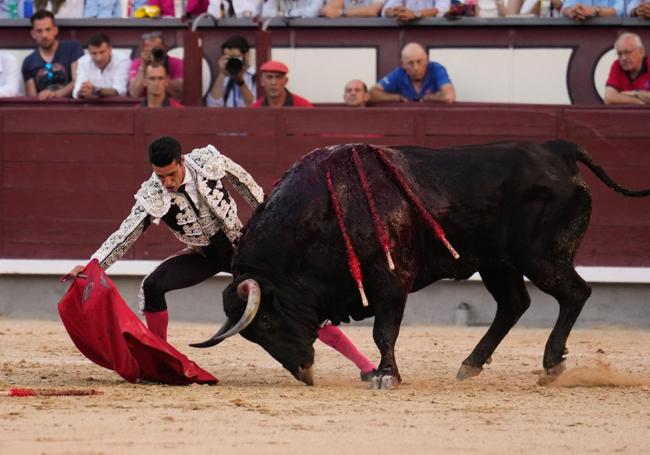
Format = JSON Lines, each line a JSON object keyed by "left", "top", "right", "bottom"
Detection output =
{"left": 259, "top": 313, "right": 271, "bottom": 330}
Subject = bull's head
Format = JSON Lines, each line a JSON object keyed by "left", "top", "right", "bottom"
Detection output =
{"left": 191, "top": 276, "right": 317, "bottom": 385}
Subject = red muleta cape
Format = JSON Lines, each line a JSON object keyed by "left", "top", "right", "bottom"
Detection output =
{"left": 58, "top": 259, "right": 218, "bottom": 385}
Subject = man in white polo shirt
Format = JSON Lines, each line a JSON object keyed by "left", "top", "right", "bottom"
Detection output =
{"left": 73, "top": 33, "right": 130, "bottom": 99}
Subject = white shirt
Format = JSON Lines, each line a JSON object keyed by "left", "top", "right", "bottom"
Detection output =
{"left": 47, "top": 0, "right": 85, "bottom": 18}
{"left": 206, "top": 70, "right": 256, "bottom": 108}
{"left": 344, "top": 0, "right": 384, "bottom": 8}
{"left": 73, "top": 52, "right": 131, "bottom": 99}
{"left": 262, "top": 0, "right": 324, "bottom": 17}
{"left": 0, "top": 52, "right": 23, "bottom": 97}
{"left": 207, "top": 0, "right": 264, "bottom": 17}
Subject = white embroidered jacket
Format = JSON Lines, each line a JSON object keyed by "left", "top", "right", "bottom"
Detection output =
{"left": 91, "top": 145, "right": 264, "bottom": 270}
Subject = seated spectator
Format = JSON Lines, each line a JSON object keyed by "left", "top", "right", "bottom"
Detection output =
{"left": 251, "top": 61, "right": 313, "bottom": 107}
{"left": 262, "top": 0, "right": 324, "bottom": 17}
{"left": 0, "top": 51, "right": 24, "bottom": 97}
{"left": 128, "top": 31, "right": 183, "bottom": 100}
{"left": 562, "top": 0, "right": 622, "bottom": 19}
{"left": 35, "top": 0, "right": 85, "bottom": 18}
{"left": 141, "top": 62, "right": 183, "bottom": 108}
{"left": 628, "top": 0, "right": 650, "bottom": 17}
{"left": 603, "top": 33, "right": 649, "bottom": 105}
{"left": 344, "top": 79, "right": 370, "bottom": 107}
{"left": 369, "top": 42, "right": 455, "bottom": 104}
{"left": 206, "top": 35, "right": 255, "bottom": 108}
{"left": 205, "top": 0, "right": 263, "bottom": 17}
{"left": 321, "top": 0, "right": 384, "bottom": 17}
{"left": 84, "top": 0, "right": 121, "bottom": 17}
{"left": 73, "top": 33, "right": 130, "bottom": 99}
{"left": 382, "top": 0, "right": 450, "bottom": 20}
{"left": 518, "top": 0, "right": 564, "bottom": 16}
{"left": 22, "top": 10, "right": 84, "bottom": 99}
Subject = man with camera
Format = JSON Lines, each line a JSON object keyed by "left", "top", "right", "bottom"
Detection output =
{"left": 128, "top": 31, "right": 183, "bottom": 100}
{"left": 206, "top": 35, "right": 255, "bottom": 108}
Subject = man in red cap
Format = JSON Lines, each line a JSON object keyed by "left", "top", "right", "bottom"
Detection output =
{"left": 251, "top": 60, "right": 313, "bottom": 108}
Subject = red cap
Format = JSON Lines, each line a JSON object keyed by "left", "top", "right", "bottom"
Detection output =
{"left": 259, "top": 60, "right": 289, "bottom": 74}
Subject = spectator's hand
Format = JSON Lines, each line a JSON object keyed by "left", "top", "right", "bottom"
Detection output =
{"left": 568, "top": 4, "right": 593, "bottom": 20}
{"left": 217, "top": 55, "right": 230, "bottom": 75}
{"left": 636, "top": 3, "right": 650, "bottom": 17}
{"left": 396, "top": 8, "right": 417, "bottom": 21}
{"left": 78, "top": 81, "right": 96, "bottom": 98}
{"left": 37, "top": 89, "right": 56, "bottom": 100}
{"left": 320, "top": 4, "right": 343, "bottom": 17}
{"left": 141, "top": 48, "right": 153, "bottom": 65}
{"left": 60, "top": 265, "right": 87, "bottom": 283}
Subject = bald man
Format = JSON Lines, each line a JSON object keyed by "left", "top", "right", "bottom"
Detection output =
{"left": 344, "top": 79, "right": 370, "bottom": 107}
{"left": 369, "top": 42, "right": 455, "bottom": 104}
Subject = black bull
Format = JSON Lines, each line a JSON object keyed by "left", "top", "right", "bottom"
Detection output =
{"left": 192, "top": 140, "right": 650, "bottom": 387}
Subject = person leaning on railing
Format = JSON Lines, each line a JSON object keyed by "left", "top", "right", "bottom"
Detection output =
{"left": 561, "top": 0, "right": 622, "bottom": 20}
{"left": 381, "top": 0, "right": 451, "bottom": 21}
{"left": 320, "top": 0, "right": 384, "bottom": 17}
{"left": 628, "top": 0, "right": 650, "bottom": 18}
{"left": 369, "top": 42, "right": 456, "bottom": 104}
{"left": 603, "top": 33, "right": 650, "bottom": 105}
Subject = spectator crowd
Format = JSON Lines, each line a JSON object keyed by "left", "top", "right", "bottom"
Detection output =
{"left": 1, "top": 0, "right": 649, "bottom": 19}
{"left": 0, "top": 8, "right": 648, "bottom": 105}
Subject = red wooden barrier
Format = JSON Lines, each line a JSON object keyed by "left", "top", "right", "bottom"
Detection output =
{"left": 1, "top": 105, "right": 649, "bottom": 266}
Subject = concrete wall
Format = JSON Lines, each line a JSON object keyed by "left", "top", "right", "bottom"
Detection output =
{"left": 2, "top": 273, "right": 648, "bottom": 329}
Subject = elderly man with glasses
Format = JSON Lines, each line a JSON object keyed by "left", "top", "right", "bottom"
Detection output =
{"left": 128, "top": 31, "right": 183, "bottom": 100}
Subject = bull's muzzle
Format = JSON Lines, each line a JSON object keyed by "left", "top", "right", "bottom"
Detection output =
{"left": 293, "top": 362, "right": 314, "bottom": 386}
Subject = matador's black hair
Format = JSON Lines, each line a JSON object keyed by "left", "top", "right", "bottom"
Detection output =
{"left": 147, "top": 136, "right": 182, "bottom": 167}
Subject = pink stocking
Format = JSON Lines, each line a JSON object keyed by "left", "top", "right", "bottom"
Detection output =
{"left": 144, "top": 310, "right": 169, "bottom": 341}
{"left": 318, "top": 324, "right": 375, "bottom": 373}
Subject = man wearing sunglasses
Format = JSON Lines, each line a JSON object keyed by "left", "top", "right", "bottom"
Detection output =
{"left": 21, "top": 10, "right": 84, "bottom": 100}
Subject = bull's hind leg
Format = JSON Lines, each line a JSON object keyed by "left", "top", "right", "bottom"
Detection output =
{"left": 370, "top": 293, "right": 408, "bottom": 390}
{"left": 526, "top": 264, "right": 591, "bottom": 376}
{"left": 457, "top": 266, "right": 531, "bottom": 380}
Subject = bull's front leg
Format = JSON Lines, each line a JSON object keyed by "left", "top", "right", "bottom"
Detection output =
{"left": 370, "top": 295, "right": 407, "bottom": 389}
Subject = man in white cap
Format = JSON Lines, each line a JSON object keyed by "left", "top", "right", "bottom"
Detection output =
{"left": 251, "top": 60, "right": 313, "bottom": 108}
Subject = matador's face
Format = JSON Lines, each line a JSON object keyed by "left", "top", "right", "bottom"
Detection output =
{"left": 153, "top": 157, "right": 185, "bottom": 193}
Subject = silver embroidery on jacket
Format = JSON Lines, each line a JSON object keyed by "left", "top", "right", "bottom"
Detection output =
{"left": 91, "top": 144, "right": 264, "bottom": 270}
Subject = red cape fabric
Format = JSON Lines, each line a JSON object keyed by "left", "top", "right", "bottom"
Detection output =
{"left": 58, "top": 259, "right": 218, "bottom": 385}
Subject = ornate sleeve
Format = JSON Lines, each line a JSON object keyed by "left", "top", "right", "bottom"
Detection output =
{"left": 223, "top": 155, "right": 265, "bottom": 209}
{"left": 90, "top": 202, "right": 151, "bottom": 270}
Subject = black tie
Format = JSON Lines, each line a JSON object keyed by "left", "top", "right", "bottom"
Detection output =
{"left": 177, "top": 184, "right": 199, "bottom": 215}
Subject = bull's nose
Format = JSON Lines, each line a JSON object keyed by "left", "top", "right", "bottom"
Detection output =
{"left": 294, "top": 362, "right": 314, "bottom": 386}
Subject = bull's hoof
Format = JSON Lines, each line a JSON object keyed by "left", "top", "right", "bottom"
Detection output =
{"left": 545, "top": 360, "right": 566, "bottom": 377}
{"left": 360, "top": 369, "right": 377, "bottom": 382}
{"left": 369, "top": 375, "right": 400, "bottom": 390}
{"left": 456, "top": 364, "right": 483, "bottom": 381}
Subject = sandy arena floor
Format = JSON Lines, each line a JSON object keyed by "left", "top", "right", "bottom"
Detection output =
{"left": 1, "top": 319, "right": 649, "bottom": 455}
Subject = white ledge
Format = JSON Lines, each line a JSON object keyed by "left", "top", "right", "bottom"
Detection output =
{"left": 0, "top": 259, "right": 649, "bottom": 284}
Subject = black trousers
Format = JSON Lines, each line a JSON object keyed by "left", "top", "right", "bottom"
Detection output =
{"left": 141, "top": 232, "right": 233, "bottom": 313}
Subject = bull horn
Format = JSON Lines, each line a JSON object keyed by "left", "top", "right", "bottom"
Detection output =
{"left": 189, "top": 279, "right": 261, "bottom": 348}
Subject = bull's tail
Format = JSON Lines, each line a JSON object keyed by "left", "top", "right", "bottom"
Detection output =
{"left": 547, "top": 140, "right": 650, "bottom": 198}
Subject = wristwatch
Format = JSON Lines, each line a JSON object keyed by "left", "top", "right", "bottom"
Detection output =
{"left": 414, "top": 10, "right": 422, "bottom": 18}
{"left": 593, "top": 6, "right": 601, "bottom": 16}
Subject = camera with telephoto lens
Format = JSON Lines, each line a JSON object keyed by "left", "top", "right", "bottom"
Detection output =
{"left": 225, "top": 57, "right": 244, "bottom": 76}
{"left": 151, "top": 47, "right": 166, "bottom": 63}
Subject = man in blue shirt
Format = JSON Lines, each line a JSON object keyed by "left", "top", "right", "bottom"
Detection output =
{"left": 369, "top": 42, "right": 455, "bottom": 104}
